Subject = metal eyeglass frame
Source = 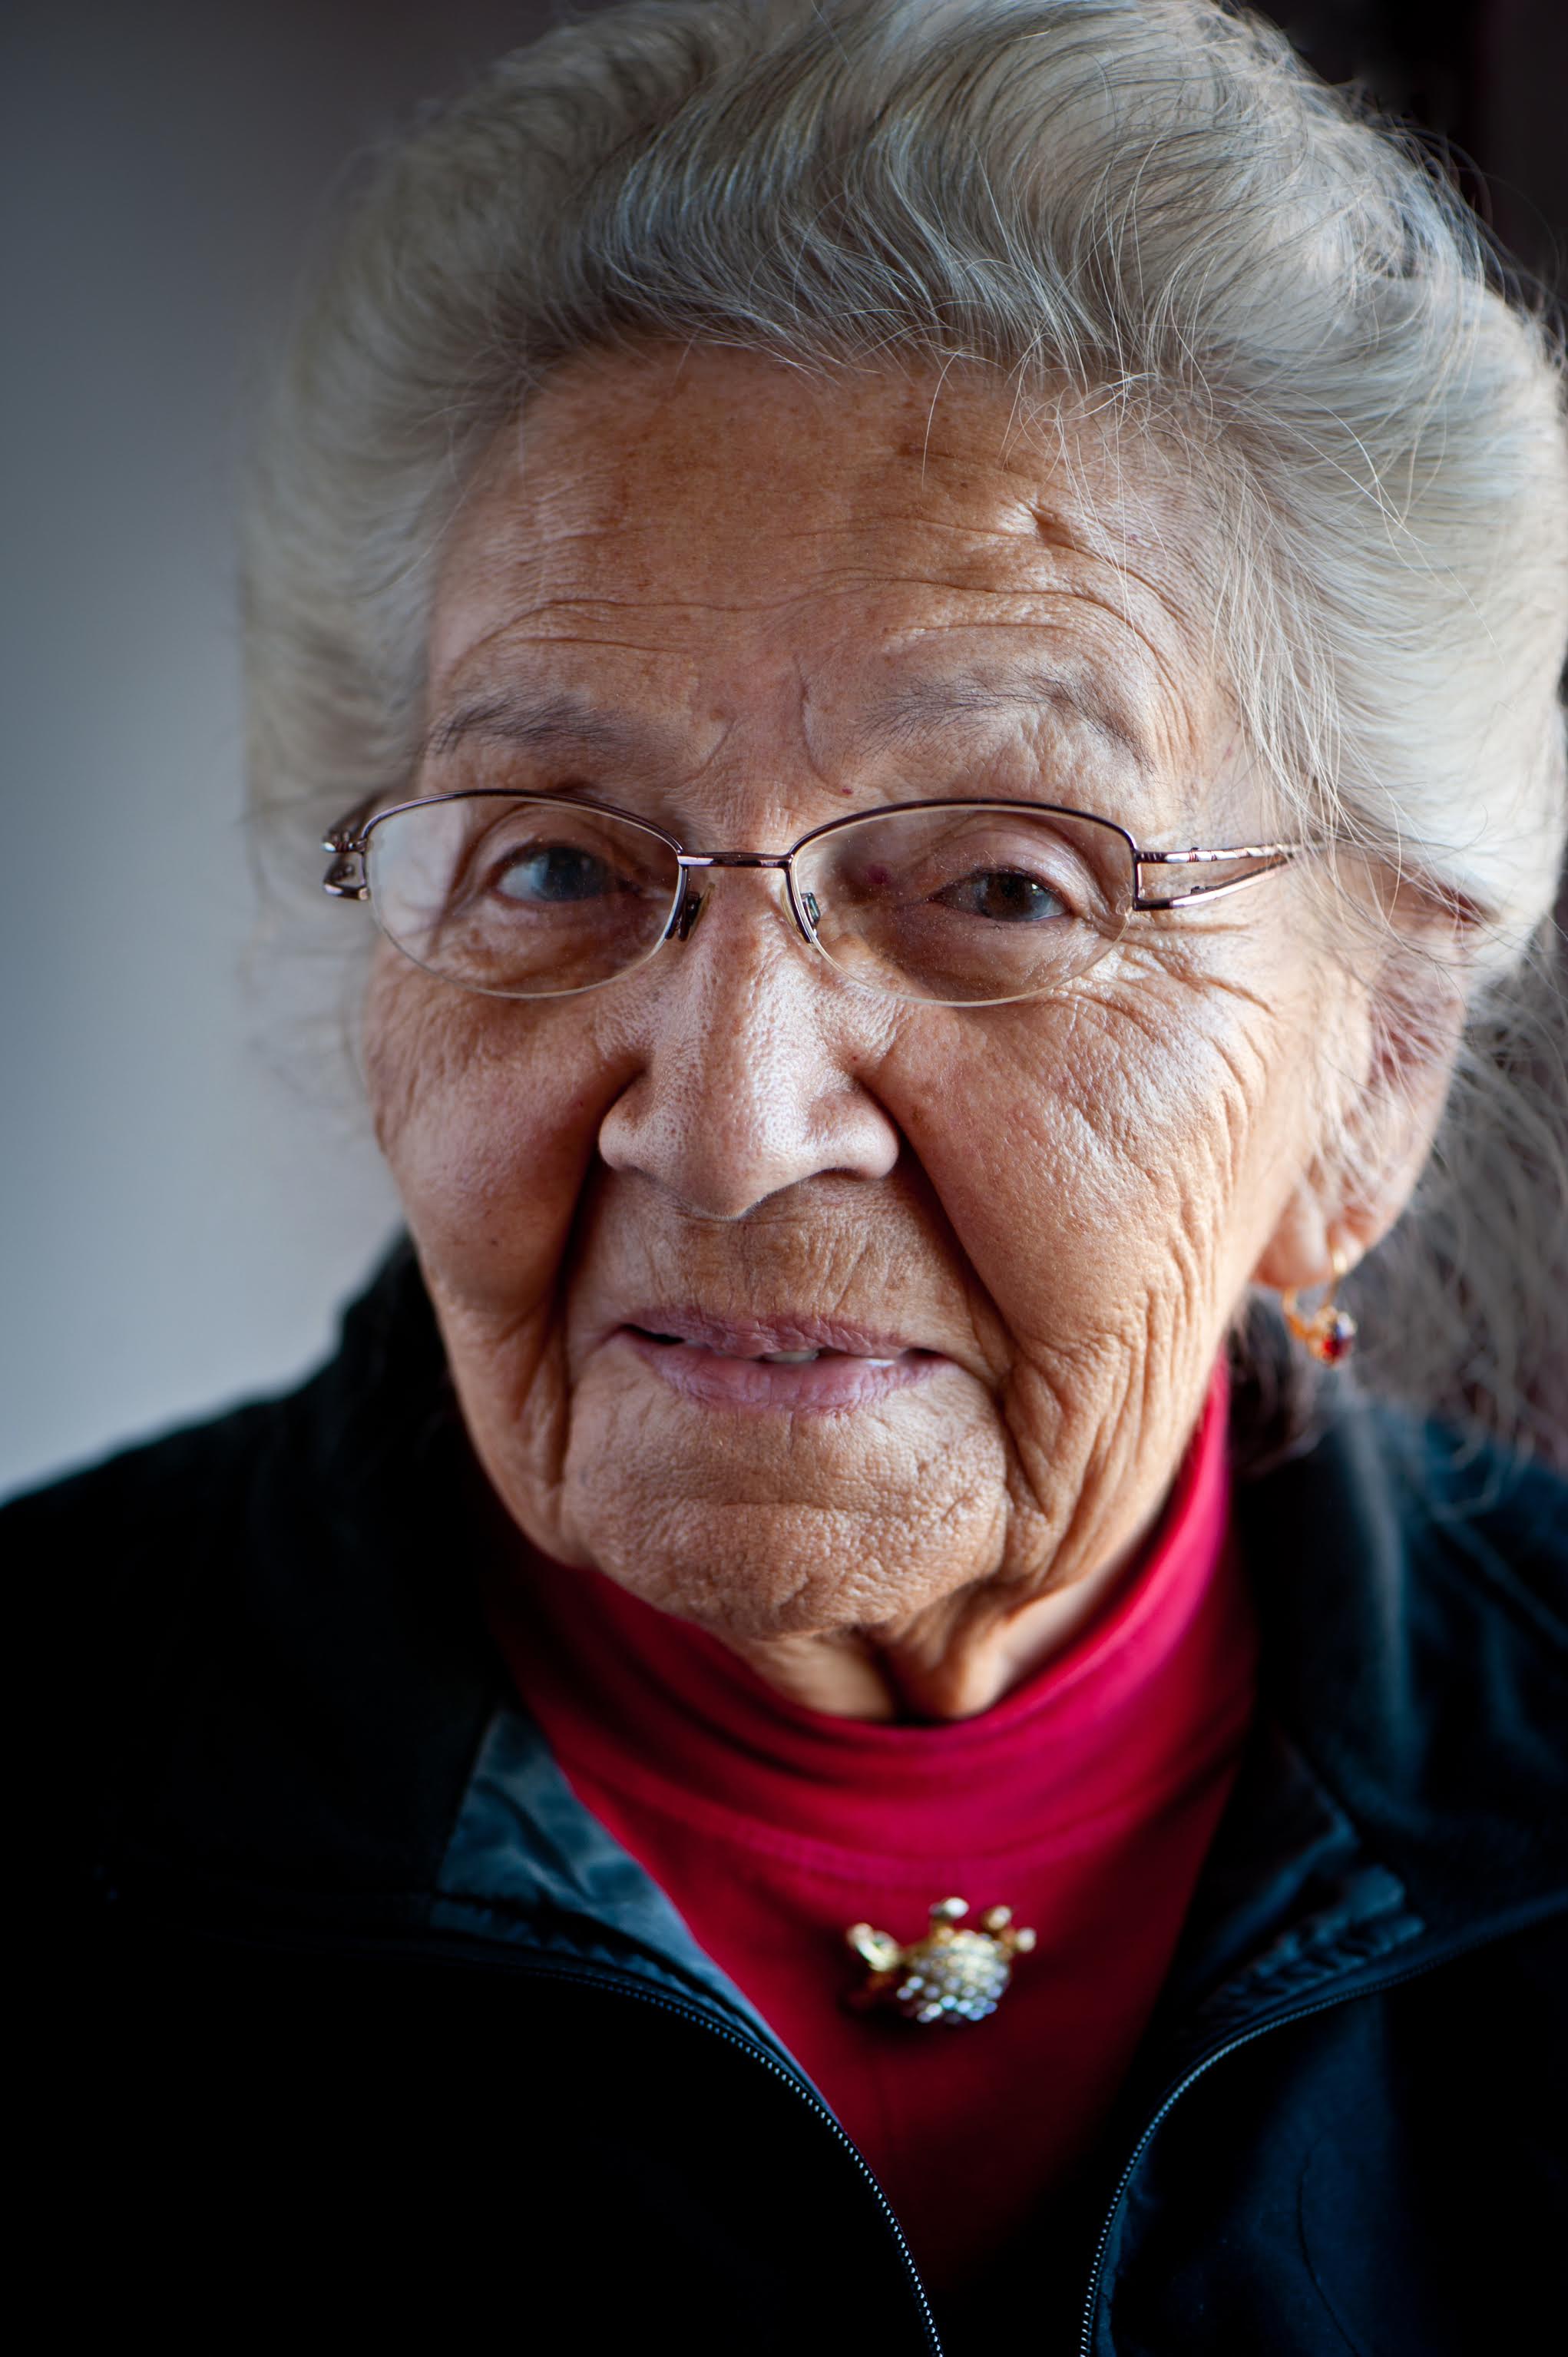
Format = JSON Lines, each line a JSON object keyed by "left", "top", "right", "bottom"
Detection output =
{"left": 323, "top": 789, "right": 1295, "bottom": 994}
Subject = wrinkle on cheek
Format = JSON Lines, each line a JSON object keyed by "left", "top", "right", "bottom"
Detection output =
{"left": 364, "top": 961, "right": 698, "bottom": 1572}
{"left": 366, "top": 970, "right": 611, "bottom": 1304}
{"left": 991, "top": 1267, "right": 1206, "bottom": 1606}
{"left": 903, "top": 956, "right": 1308, "bottom": 1604}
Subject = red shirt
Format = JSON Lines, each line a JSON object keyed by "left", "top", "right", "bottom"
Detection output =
{"left": 484, "top": 1369, "right": 1253, "bottom": 2292}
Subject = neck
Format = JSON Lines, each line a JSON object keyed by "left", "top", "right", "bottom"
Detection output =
{"left": 713, "top": 1372, "right": 1233, "bottom": 1720}
{"left": 719, "top": 1524, "right": 1152, "bottom": 1721}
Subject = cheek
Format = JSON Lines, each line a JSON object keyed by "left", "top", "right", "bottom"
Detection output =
{"left": 363, "top": 958, "right": 620, "bottom": 1317}
{"left": 891, "top": 981, "right": 1304, "bottom": 1356}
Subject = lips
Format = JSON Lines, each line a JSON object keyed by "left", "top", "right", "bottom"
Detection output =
{"left": 616, "top": 1309, "right": 941, "bottom": 1410}
{"left": 624, "top": 1309, "right": 915, "bottom": 1359}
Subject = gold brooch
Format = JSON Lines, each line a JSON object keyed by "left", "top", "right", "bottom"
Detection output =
{"left": 845, "top": 1896, "right": 1037, "bottom": 2024}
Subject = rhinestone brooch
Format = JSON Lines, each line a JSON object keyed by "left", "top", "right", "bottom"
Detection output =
{"left": 845, "top": 1896, "right": 1037, "bottom": 2024}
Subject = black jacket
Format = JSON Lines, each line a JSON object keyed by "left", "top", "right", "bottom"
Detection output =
{"left": 18, "top": 1246, "right": 1567, "bottom": 2354}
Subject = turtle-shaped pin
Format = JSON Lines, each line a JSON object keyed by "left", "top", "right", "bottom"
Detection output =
{"left": 845, "top": 1896, "right": 1037, "bottom": 2024}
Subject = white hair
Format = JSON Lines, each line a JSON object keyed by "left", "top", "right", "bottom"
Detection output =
{"left": 243, "top": 0, "right": 1568, "bottom": 1450}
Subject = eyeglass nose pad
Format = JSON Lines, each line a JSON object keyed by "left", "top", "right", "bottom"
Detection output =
{"left": 671, "top": 887, "right": 707, "bottom": 944}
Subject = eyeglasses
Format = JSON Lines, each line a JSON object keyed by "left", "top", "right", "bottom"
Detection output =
{"left": 323, "top": 790, "right": 1294, "bottom": 1008}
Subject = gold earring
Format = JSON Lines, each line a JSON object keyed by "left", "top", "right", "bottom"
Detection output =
{"left": 1282, "top": 1246, "right": 1358, "bottom": 1365}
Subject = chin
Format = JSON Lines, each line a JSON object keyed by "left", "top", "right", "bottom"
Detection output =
{"left": 564, "top": 1495, "right": 993, "bottom": 1644}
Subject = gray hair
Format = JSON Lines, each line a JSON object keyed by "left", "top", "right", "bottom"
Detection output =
{"left": 243, "top": 0, "right": 1568, "bottom": 1457}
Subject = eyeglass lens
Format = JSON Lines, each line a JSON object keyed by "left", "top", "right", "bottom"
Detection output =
{"left": 364, "top": 795, "right": 1134, "bottom": 1005}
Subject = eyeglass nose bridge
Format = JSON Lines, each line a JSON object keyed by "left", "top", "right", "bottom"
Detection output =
{"left": 668, "top": 849, "right": 807, "bottom": 947}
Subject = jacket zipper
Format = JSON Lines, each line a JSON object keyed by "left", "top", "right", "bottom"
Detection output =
{"left": 1076, "top": 1925, "right": 1548, "bottom": 2357}
{"left": 507, "top": 1954, "right": 945, "bottom": 2352}
{"left": 151, "top": 1912, "right": 947, "bottom": 2354}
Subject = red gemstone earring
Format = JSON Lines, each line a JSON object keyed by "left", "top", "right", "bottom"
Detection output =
{"left": 1282, "top": 1246, "right": 1358, "bottom": 1365}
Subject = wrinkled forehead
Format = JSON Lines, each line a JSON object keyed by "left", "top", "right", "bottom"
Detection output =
{"left": 427, "top": 345, "right": 1229, "bottom": 800}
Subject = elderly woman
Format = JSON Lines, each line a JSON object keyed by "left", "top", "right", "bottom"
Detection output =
{"left": 20, "top": 1, "right": 1567, "bottom": 2350}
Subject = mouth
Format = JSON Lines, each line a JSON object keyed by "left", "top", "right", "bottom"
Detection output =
{"left": 616, "top": 1310, "right": 944, "bottom": 1411}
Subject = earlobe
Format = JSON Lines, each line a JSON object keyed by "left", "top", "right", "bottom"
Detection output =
{"left": 1252, "top": 1184, "right": 1348, "bottom": 1296}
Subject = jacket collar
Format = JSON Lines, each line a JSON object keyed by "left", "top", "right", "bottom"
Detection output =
{"left": 431, "top": 1700, "right": 802, "bottom": 2065}
{"left": 1236, "top": 1394, "right": 1566, "bottom": 1937}
{"left": 1149, "top": 1395, "right": 1568, "bottom": 2065}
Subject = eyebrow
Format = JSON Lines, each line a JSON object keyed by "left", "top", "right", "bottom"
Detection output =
{"left": 860, "top": 666, "right": 1153, "bottom": 769}
{"left": 428, "top": 667, "right": 1153, "bottom": 777}
{"left": 428, "top": 690, "right": 660, "bottom": 766}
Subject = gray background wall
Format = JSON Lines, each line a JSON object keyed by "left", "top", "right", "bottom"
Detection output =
{"left": 2, "top": 0, "right": 1562, "bottom": 1498}
{"left": 0, "top": 1, "right": 567, "bottom": 1496}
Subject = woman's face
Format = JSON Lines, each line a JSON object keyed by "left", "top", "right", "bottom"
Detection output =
{"left": 366, "top": 346, "right": 1368, "bottom": 1716}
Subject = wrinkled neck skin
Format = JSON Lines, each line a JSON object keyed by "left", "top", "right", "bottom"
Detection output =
{"left": 365, "top": 344, "right": 1454, "bottom": 1723}
{"left": 707, "top": 1513, "right": 1169, "bottom": 1720}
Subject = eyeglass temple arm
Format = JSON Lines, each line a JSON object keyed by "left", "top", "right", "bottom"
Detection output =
{"left": 1133, "top": 845, "right": 1294, "bottom": 912}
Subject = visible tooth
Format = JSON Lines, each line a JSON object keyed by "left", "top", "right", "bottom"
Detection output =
{"left": 759, "top": 1349, "right": 820, "bottom": 1365}
{"left": 862, "top": 1358, "right": 897, "bottom": 1368}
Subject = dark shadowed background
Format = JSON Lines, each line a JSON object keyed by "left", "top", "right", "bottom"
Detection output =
{"left": 2, "top": 1, "right": 1563, "bottom": 1496}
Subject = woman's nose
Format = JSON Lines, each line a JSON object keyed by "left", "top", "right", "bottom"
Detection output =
{"left": 596, "top": 873, "right": 901, "bottom": 1218}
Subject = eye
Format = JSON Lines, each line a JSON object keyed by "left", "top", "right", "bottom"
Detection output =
{"left": 932, "top": 867, "right": 1070, "bottom": 924}
{"left": 493, "top": 842, "right": 624, "bottom": 904}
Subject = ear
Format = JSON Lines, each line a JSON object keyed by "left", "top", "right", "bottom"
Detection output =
{"left": 1252, "top": 935, "right": 1468, "bottom": 1293}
